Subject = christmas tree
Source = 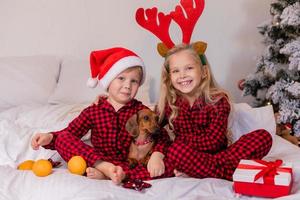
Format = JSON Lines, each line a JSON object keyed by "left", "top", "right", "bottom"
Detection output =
{"left": 241, "top": 0, "right": 300, "bottom": 136}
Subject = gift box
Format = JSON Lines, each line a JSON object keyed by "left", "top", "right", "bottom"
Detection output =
{"left": 232, "top": 159, "right": 293, "bottom": 198}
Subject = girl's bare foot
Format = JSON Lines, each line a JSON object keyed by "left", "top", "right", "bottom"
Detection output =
{"left": 95, "top": 161, "right": 126, "bottom": 184}
{"left": 86, "top": 167, "right": 106, "bottom": 180}
{"left": 174, "top": 169, "right": 189, "bottom": 178}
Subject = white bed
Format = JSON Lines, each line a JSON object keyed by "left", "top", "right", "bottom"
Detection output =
{"left": 0, "top": 56, "right": 299, "bottom": 200}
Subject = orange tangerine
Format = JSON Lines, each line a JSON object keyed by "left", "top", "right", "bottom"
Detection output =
{"left": 17, "top": 160, "right": 35, "bottom": 170}
{"left": 67, "top": 156, "right": 87, "bottom": 175}
{"left": 32, "top": 159, "right": 52, "bottom": 177}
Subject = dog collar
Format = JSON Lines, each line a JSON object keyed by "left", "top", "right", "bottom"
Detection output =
{"left": 134, "top": 138, "right": 153, "bottom": 146}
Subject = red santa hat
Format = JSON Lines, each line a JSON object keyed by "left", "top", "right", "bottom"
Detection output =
{"left": 87, "top": 47, "right": 146, "bottom": 90}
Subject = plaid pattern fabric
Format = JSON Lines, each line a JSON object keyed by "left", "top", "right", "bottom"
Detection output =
{"left": 166, "top": 129, "right": 272, "bottom": 180}
{"left": 43, "top": 97, "right": 170, "bottom": 172}
{"left": 164, "top": 96, "right": 273, "bottom": 180}
{"left": 165, "top": 96, "right": 230, "bottom": 154}
{"left": 111, "top": 160, "right": 174, "bottom": 180}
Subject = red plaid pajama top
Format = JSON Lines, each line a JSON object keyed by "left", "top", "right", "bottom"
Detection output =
{"left": 164, "top": 96, "right": 272, "bottom": 180}
{"left": 43, "top": 97, "right": 170, "bottom": 180}
{"left": 165, "top": 96, "right": 230, "bottom": 153}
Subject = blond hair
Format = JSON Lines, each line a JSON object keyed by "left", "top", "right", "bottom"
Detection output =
{"left": 157, "top": 43, "right": 231, "bottom": 129}
{"left": 124, "top": 66, "right": 143, "bottom": 84}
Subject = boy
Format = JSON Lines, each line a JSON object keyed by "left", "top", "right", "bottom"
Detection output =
{"left": 31, "top": 47, "right": 168, "bottom": 184}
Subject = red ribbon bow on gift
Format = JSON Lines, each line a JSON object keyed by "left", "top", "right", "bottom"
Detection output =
{"left": 254, "top": 160, "right": 282, "bottom": 183}
{"left": 238, "top": 159, "right": 292, "bottom": 185}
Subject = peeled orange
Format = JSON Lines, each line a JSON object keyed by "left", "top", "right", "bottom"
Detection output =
{"left": 67, "top": 156, "right": 87, "bottom": 175}
{"left": 17, "top": 160, "right": 35, "bottom": 170}
{"left": 32, "top": 159, "right": 52, "bottom": 177}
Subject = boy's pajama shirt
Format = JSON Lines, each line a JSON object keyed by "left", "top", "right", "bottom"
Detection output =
{"left": 43, "top": 97, "right": 170, "bottom": 180}
{"left": 165, "top": 96, "right": 272, "bottom": 180}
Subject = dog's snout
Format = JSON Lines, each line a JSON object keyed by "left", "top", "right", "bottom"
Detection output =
{"left": 153, "top": 128, "right": 160, "bottom": 136}
{"left": 151, "top": 128, "right": 160, "bottom": 140}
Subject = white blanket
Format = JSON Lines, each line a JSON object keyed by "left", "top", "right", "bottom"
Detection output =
{"left": 0, "top": 104, "right": 300, "bottom": 200}
{"left": 0, "top": 104, "right": 87, "bottom": 168}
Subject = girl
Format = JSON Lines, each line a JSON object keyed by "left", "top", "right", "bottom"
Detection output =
{"left": 158, "top": 43, "right": 272, "bottom": 180}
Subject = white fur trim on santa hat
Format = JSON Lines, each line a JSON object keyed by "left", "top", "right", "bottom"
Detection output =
{"left": 99, "top": 56, "right": 145, "bottom": 90}
{"left": 87, "top": 77, "right": 98, "bottom": 88}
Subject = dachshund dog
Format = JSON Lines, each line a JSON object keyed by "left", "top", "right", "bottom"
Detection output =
{"left": 125, "top": 109, "right": 160, "bottom": 168}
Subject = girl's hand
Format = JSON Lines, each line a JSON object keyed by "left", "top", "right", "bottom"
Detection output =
{"left": 31, "top": 133, "right": 53, "bottom": 150}
{"left": 147, "top": 151, "right": 165, "bottom": 177}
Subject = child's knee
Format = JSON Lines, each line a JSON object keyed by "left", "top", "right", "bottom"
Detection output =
{"left": 252, "top": 129, "right": 272, "bottom": 144}
{"left": 259, "top": 129, "right": 273, "bottom": 153}
{"left": 249, "top": 129, "right": 273, "bottom": 156}
{"left": 244, "top": 129, "right": 272, "bottom": 142}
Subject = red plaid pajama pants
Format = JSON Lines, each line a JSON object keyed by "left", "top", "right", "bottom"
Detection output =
{"left": 54, "top": 131, "right": 163, "bottom": 180}
{"left": 165, "top": 129, "right": 272, "bottom": 180}
{"left": 54, "top": 129, "right": 271, "bottom": 181}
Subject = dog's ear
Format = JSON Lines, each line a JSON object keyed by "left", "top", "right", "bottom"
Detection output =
{"left": 126, "top": 114, "right": 139, "bottom": 138}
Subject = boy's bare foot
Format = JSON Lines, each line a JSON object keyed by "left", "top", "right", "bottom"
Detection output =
{"left": 95, "top": 161, "right": 126, "bottom": 184}
{"left": 174, "top": 169, "right": 189, "bottom": 178}
{"left": 86, "top": 167, "right": 106, "bottom": 180}
{"left": 108, "top": 165, "right": 126, "bottom": 184}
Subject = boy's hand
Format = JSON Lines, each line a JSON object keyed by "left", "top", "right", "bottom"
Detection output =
{"left": 147, "top": 151, "right": 165, "bottom": 177}
{"left": 31, "top": 133, "right": 53, "bottom": 150}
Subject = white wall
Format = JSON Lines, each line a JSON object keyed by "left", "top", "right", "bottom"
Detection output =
{"left": 0, "top": 0, "right": 271, "bottom": 103}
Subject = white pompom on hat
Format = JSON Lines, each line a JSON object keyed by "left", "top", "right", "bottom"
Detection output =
{"left": 87, "top": 47, "right": 146, "bottom": 90}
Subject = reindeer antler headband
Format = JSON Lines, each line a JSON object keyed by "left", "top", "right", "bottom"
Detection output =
{"left": 136, "top": 0, "right": 207, "bottom": 64}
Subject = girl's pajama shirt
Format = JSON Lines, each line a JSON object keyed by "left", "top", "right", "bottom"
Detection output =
{"left": 164, "top": 96, "right": 272, "bottom": 180}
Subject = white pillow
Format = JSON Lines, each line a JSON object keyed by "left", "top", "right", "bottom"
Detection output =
{"left": 228, "top": 103, "right": 276, "bottom": 143}
{"left": 0, "top": 55, "right": 60, "bottom": 112}
{"left": 48, "top": 57, "right": 151, "bottom": 105}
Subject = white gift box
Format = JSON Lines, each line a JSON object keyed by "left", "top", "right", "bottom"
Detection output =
{"left": 232, "top": 159, "right": 293, "bottom": 198}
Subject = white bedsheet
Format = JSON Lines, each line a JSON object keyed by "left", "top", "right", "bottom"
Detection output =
{"left": 0, "top": 104, "right": 87, "bottom": 168}
{"left": 0, "top": 104, "right": 299, "bottom": 200}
